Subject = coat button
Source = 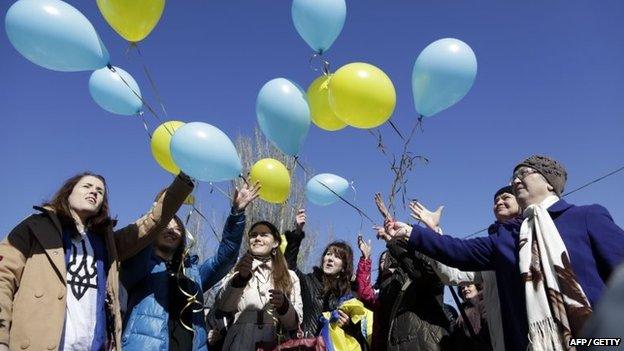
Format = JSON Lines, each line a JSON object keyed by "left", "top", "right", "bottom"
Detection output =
{"left": 53, "top": 251, "right": 58, "bottom": 255}
{"left": 57, "top": 291, "right": 64, "bottom": 300}
{"left": 20, "top": 339, "right": 29, "bottom": 349}
{"left": 47, "top": 345, "right": 56, "bottom": 350}
{"left": 34, "top": 291, "right": 43, "bottom": 298}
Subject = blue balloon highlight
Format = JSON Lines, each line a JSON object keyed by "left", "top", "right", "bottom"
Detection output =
{"left": 306, "top": 173, "right": 349, "bottom": 206}
{"left": 89, "top": 66, "right": 142, "bottom": 116}
{"left": 256, "top": 78, "right": 311, "bottom": 156}
{"left": 170, "top": 122, "right": 242, "bottom": 182}
{"left": 412, "top": 38, "right": 477, "bottom": 117}
{"left": 5, "top": 0, "right": 110, "bottom": 72}
{"left": 292, "top": 0, "right": 346, "bottom": 54}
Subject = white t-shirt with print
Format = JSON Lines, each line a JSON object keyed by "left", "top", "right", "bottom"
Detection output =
{"left": 62, "top": 233, "right": 98, "bottom": 350}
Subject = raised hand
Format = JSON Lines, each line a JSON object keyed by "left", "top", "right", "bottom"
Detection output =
{"left": 384, "top": 220, "right": 412, "bottom": 240}
{"left": 374, "top": 192, "right": 392, "bottom": 221}
{"left": 357, "top": 234, "right": 372, "bottom": 260}
{"left": 409, "top": 201, "right": 444, "bottom": 231}
{"left": 373, "top": 225, "right": 394, "bottom": 242}
{"left": 233, "top": 181, "right": 261, "bottom": 211}
{"left": 294, "top": 208, "right": 306, "bottom": 232}
{"left": 236, "top": 253, "right": 254, "bottom": 282}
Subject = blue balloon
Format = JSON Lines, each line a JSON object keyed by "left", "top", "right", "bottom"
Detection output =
{"left": 89, "top": 66, "right": 142, "bottom": 116}
{"left": 306, "top": 173, "right": 349, "bottom": 206}
{"left": 256, "top": 78, "right": 310, "bottom": 156}
{"left": 170, "top": 122, "right": 242, "bottom": 182}
{"left": 5, "top": 0, "right": 109, "bottom": 72}
{"left": 412, "top": 38, "right": 477, "bottom": 117}
{"left": 292, "top": 0, "right": 346, "bottom": 54}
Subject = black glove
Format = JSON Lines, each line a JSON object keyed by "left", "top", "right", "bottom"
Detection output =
{"left": 232, "top": 253, "right": 254, "bottom": 288}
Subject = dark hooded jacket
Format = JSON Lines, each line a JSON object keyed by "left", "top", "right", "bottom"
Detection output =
{"left": 356, "top": 238, "right": 454, "bottom": 351}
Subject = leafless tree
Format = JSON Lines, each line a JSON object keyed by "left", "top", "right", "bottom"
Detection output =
{"left": 191, "top": 127, "right": 320, "bottom": 272}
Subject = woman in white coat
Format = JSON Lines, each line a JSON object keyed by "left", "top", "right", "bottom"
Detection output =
{"left": 215, "top": 220, "right": 303, "bottom": 350}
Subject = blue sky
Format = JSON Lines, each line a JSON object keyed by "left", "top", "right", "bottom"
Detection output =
{"left": 2, "top": 1, "right": 623, "bottom": 298}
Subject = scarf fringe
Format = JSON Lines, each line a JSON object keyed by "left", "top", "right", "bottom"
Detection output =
{"left": 527, "top": 317, "right": 565, "bottom": 351}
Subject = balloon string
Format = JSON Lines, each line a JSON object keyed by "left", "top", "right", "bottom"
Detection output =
{"left": 189, "top": 182, "right": 221, "bottom": 242}
{"left": 372, "top": 116, "right": 428, "bottom": 215}
{"left": 462, "top": 164, "right": 624, "bottom": 239}
{"left": 106, "top": 64, "right": 173, "bottom": 136}
{"left": 349, "top": 181, "right": 357, "bottom": 203}
{"left": 139, "top": 111, "right": 153, "bottom": 139}
{"left": 293, "top": 156, "right": 376, "bottom": 224}
{"left": 209, "top": 182, "right": 233, "bottom": 201}
{"left": 388, "top": 120, "right": 405, "bottom": 142}
{"left": 133, "top": 43, "right": 170, "bottom": 120}
{"left": 309, "top": 53, "right": 331, "bottom": 76}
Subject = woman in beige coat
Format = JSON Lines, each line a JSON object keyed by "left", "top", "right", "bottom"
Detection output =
{"left": 215, "top": 220, "right": 303, "bottom": 350}
{"left": 0, "top": 171, "right": 193, "bottom": 350}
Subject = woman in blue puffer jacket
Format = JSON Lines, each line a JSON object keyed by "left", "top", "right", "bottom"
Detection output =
{"left": 120, "top": 182, "right": 260, "bottom": 351}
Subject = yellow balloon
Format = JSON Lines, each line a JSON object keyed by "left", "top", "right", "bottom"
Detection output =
{"left": 151, "top": 121, "right": 185, "bottom": 174}
{"left": 249, "top": 158, "right": 291, "bottom": 204}
{"left": 97, "top": 0, "right": 166, "bottom": 43}
{"left": 328, "top": 62, "right": 396, "bottom": 129}
{"left": 307, "top": 75, "right": 347, "bottom": 131}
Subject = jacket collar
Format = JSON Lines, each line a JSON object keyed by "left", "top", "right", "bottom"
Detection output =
{"left": 546, "top": 198, "right": 573, "bottom": 214}
{"left": 33, "top": 206, "right": 63, "bottom": 236}
{"left": 488, "top": 217, "right": 523, "bottom": 234}
{"left": 31, "top": 206, "right": 66, "bottom": 283}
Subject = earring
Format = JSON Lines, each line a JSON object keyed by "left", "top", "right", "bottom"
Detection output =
{"left": 271, "top": 248, "right": 277, "bottom": 256}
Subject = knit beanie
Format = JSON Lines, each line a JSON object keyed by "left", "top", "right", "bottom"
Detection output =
{"left": 514, "top": 155, "right": 567, "bottom": 196}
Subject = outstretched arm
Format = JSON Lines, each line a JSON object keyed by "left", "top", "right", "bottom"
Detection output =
{"left": 384, "top": 221, "right": 496, "bottom": 271}
{"left": 284, "top": 209, "right": 306, "bottom": 273}
{"left": 356, "top": 235, "right": 378, "bottom": 309}
{"left": 115, "top": 173, "right": 194, "bottom": 261}
{"left": 199, "top": 182, "right": 260, "bottom": 291}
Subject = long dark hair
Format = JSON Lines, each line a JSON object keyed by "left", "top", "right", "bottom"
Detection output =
{"left": 319, "top": 241, "right": 354, "bottom": 297}
{"left": 240, "top": 221, "right": 293, "bottom": 295}
{"left": 42, "top": 172, "right": 112, "bottom": 235}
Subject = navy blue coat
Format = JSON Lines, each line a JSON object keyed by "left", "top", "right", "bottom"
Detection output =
{"left": 120, "top": 212, "right": 245, "bottom": 351}
{"left": 407, "top": 200, "right": 624, "bottom": 351}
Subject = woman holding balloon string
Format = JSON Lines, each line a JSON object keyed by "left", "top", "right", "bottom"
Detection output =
{"left": 284, "top": 210, "right": 372, "bottom": 350}
{"left": 0, "top": 171, "right": 193, "bottom": 351}
{"left": 214, "top": 220, "right": 303, "bottom": 350}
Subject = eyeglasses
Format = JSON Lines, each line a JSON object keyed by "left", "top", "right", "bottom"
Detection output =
{"left": 511, "top": 167, "right": 538, "bottom": 182}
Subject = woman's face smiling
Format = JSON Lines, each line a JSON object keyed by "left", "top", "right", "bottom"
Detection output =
{"left": 248, "top": 224, "right": 278, "bottom": 256}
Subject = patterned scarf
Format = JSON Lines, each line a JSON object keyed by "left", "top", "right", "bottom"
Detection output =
{"left": 519, "top": 196, "right": 592, "bottom": 351}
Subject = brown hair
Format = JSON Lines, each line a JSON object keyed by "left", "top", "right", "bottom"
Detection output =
{"left": 244, "top": 221, "right": 293, "bottom": 295}
{"left": 319, "top": 241, "right": 354, "bottom": 297}
{"left": 42, "top": 172, "right": 112, "bottom": 235}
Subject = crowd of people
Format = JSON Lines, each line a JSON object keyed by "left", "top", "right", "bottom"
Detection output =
{"left": 0, "top": 154, "right": 623, "bottom": 350}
